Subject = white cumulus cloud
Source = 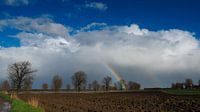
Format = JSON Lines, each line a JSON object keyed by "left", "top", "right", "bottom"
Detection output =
{"left": 85, "top": 2, "right": 108, "bottom": 11}
{"left": 0, "top": 16, "right": 69, "bottom": 38}
{"left": 3, "top": 0, "right": 30, "bottom": 6}
{"left": 0, "top": 16, "right": 200, "bottom": 88}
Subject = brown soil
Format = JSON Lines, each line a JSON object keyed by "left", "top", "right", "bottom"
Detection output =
{"left": 18, "top": 91, "right": 200, "bottom": 112}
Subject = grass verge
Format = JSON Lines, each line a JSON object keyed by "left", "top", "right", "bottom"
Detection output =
{"left": 0, "top": 92, "right": 44, "bottom": 112}
{"left": 164, "top": 89, "right": 200, "bottom": 95}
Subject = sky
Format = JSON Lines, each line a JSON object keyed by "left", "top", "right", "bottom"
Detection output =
{"left": 0, "top": 0, "right": 200, "bottom": 88}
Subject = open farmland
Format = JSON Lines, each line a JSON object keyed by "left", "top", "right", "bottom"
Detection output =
{"left": 18, "top": 91, "right": 200, "bottom": 112}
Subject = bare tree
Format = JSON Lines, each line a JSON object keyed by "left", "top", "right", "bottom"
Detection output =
{"left": 118, "top": 79, "right": 127, "bottom": 90}
{"left": 101, "top": 85, "right": 106, "bottom": 91}
{"left": 173, "top": 82, "right": 184, "bottom": 89}
{"left": 102, "top": 76, "right": 112, "bottom": 91}
{"left": 128, "top": 81, "right": 141, "bottom": 90}
{"left": 171, "top": 83, "right": 176, "bottom": 89}
{"left": 199, "top": 80, "right": 200, "bottom": 87}
{"left": 23, "top": 76, "right": 33, "bottom": 90}
{"left": 92, "top": 80, "right": 100, "bottom": 91}
{"left": 185, "top": 78, "right": 193, "bottom": 89}
{"left": 42, "top": 83, "right": 48, "bottom": 90}
{"left": 52, "top": 74, "right": 63, "bottom": 91}
{"left": 71, "top": 71, "right": 87, "bottom": 92}
{"left": 66, "top": 84, "right": 71, "bottom": 90}
{"left": 1, "top": 80, "right": 10, "bottom": 92}
{"left": 88, "top": 83, "right": 92, "bottom": 90}
{"left": 7, "top": 61, "right": 36, "bottom": 92}
{"left": 114, "top": 83, "right": 118, "bottom": 90}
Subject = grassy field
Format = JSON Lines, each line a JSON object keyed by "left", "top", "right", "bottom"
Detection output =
{"left": 163, "top": 89, "right": 200, "bottom": 95}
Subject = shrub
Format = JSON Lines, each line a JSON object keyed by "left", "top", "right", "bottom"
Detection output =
{"left": 10, "top": 92, "right": 19, "bottom": 100}
{"left": 28, "top": 97, "right": 40, "bottom": 108}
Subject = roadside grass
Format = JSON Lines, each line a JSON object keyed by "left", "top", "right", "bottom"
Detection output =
{"left": 0, "top": 92, "right": 44, "bottom": 112}
{"left": 11, "top": 99, "right": 43, "bottom": 112}
{"left": 163, "top": 89, "right": 200, "bottom": 95}
{"left": 0, "top": 92, "right": 11, "bottom": 101}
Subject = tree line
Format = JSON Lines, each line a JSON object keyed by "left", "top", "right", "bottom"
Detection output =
{"left": 171, "top": 79, "right": 200, "bottom": 89}
{"left": 0, "top": 61, "right": 141, "bottom": 92}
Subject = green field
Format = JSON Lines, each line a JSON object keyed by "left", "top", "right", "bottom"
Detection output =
{"left": 164, "top": 89, "right": 200, "bottom": 95}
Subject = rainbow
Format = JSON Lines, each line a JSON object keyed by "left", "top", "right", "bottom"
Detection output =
{"left": 103, "top": 63, "right": 161, "bottom": 89}
{"left": 104, "top": 63, "right": 126, "bottom": 90}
